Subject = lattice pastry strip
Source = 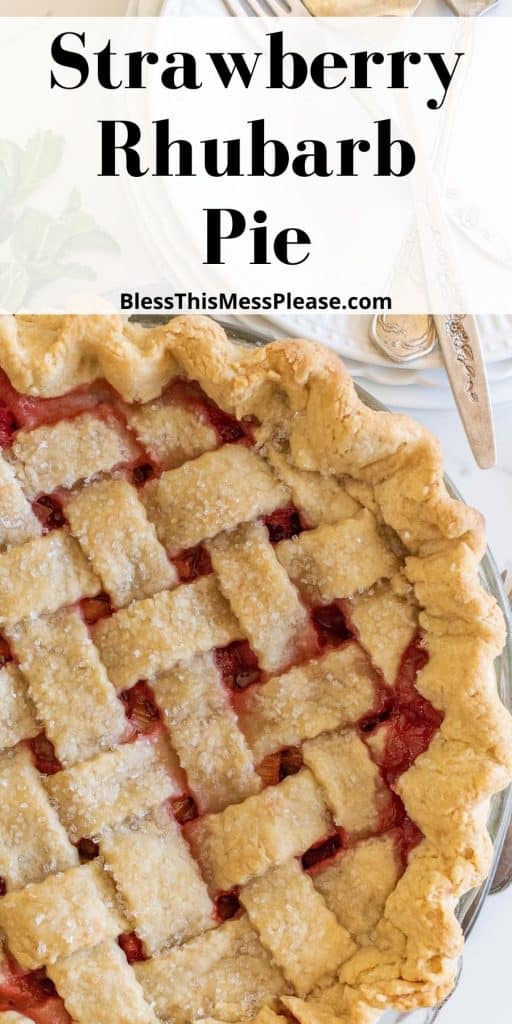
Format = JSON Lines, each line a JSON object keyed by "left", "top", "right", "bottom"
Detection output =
{"left": 188, "top": 769, "right": 331, "bottom": 890}
{"left": 0, "top": 664, "right": 39, "bottom": 751}
{"left": 0, "top": 861, "right": 128, "bottom": 970}
{"left": 237, "top": 645, "right": 378, "bottom": 762}
{"left": 348, "top": 581, "right": 418, "bottom": 686}
{"left": 141, "top": 445, "right": 289, "bottom": 551}
{"left": 134, "top": 917, "right": 288, "bottom": 1024}
{"left": 276, "top": 509, "right": 398, "bottom": 603}
{"left": 0, "top": 454, "right": 41, "bottom": 550}
{"left": 93, "top": 575, "right": 242, "bottom": 690}
{"left": 45, "top": 737, "right": 180, "bottom": 841}
{"left": 0, "top": 531, "right": 100, "bottom": 628}
{"left": 100, "top": 810, "right": 214, "bottom": 955}
{"left": 65, "top": 478, "right": 177, "bottom": 608}
{"left": 240, "top": 859, "right": 355, "bottom": 997}
{"left": 264, "top": 448, "right": 361, "bottom": 527}
{"left": 152, "top": 652, "right": 261, "bottom": 813}
{"left": 312, "top": 836, "right": 401, "bottom": 940}
{"left": 302, "top": 731, "right": 393, "bottom": 837}
{"left": 209, "top": 522, "right": 310, "bottom": 674}
{"left": 48, "top": 939, "right": 159, "bottom": 1024}
{"left": 126, "top": 399, "right": 217, "bottom": 470}
{"left": 7, "top": 609, "right": 126, "bottom": 767}
{"left": 0, "top": 747, "right": 78, "bottom": 890}
{"left": 10, "top": 412, "right": 138, "bottom": 499}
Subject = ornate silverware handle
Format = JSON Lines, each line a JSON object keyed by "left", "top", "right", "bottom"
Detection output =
{"left": 433, "top": 315, "right": 496, "bottom": 470}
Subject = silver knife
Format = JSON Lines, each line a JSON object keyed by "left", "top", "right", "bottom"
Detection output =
{"left": 433, "top": 315, "right": 496, "bottom": 469}
{"left": 390, "top": 57, "right": 497, "bottom": 471}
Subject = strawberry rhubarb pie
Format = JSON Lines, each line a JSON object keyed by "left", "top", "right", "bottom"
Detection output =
{"left": 0, "top": 314, "right": 510, "bottom": 1024}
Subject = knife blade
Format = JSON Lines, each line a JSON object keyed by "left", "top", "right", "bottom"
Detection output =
{"left": 391, "top": 50, "right": 497, "bottom": 471}
{"left": 433, "top": 314, "right": 496, "bottom": 468}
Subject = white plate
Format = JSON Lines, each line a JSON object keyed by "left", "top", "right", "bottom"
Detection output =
{"left": 233, "top": 312, "right": 512, "bottom": 369}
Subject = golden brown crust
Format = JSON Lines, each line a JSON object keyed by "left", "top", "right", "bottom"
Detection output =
{"left": 0, "top": 313, "right": 510, "bottom": 1023}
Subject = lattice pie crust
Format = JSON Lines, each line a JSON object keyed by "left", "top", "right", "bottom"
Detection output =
{"left": 0, "top": 313, "right": 509, "bottom": 1024}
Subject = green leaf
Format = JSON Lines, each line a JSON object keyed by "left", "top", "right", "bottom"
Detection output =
{"left": 20, "top": 196, "right": 119, "bottom": 264}
{"left": 65, "top": 227, "right": 120, "bottom": 255}
{"left": 55, "top": 262, "right": 97, "bottom": 282}
{"left": 0, "top": 140, "right": 23, "bottom": 207}
{"left": 16, "top": 132, "right": 64, "bottom": 202}
{"left": 10, "top": 208, "right": 54, "bottom": 262}
{"left": 0, "top": 209, "right": 16, "bottom": 244}
{"left": 30, "top": 261, "right": 97, "bottom": 287}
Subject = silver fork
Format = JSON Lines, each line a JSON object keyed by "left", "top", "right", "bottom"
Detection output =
{"left": 223, "top": 0, "right": 311, "bottom": 17}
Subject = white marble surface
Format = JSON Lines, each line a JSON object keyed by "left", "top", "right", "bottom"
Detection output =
{"left": 413, "top": 402, "right": 512, "bottom": 573}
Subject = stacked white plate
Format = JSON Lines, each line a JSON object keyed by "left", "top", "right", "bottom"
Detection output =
{"left": 227, "top": 312, "right": 512, "bottom": 410}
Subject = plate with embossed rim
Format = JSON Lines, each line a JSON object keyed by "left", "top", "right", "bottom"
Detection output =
{"left": 210, "top": 314, "right": 512, "bottom": 409}
{"left": 216, "top": 313, "right": 512, "bottom": 370}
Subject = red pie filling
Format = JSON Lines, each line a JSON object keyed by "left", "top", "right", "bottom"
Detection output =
{"left": 165, "top": 378, "right": 254, "bottom": 446}
{"left": 312, "top": 601, "right": 354, "bottom": 649}
{"left": 129, "top": 460, "right": 156, "bottom": 487}
{"left": 215, "top": 640, "right": 261, "bottom": 692}
{"left": 302, "top": 829, "right": 346, "bottom": 872}
{"left": 0, "top": 636, "right": 12, "bottom": 665}
{"left": 79, "top": 592, "right": 113, "bottom": 626}
{"left": 0, "top": 956, "right": 71, "bottom": 1024}
{"left": 257, "top": 746, "right": 303, "bottom": 786}
{"left": 263, "top": 505, "right": 305, "bottom": 544}
{"left": 118, "top": 931, "right": 147, "bottom": 964}
{"left": 119, "top": 681, "right": 161, "bottom": 736}
{"left": 365, "top": 633, "right": 442, "bottom": 785}
{"left": 28, "top": 734, "right": 62, "bottom": 776}
{"left": 0, "top": 401, "right": 18, "bottom": 447}
{"left": 32, "top": 494, "right": 67, "bottom": 533}
{"left": 171, "top": 544, "right": 213, "bottom": 584}
{"left": 0, "top": 372, "right": 119, "bottom": 432}
{"left": 171, "top": 793, "right": 199, "bottom": 825}
{"left": 214, "top": 889, "right": 242, "bottom": 922}
{"left": 75, "top": 837, "right": 100, "bottom": 862}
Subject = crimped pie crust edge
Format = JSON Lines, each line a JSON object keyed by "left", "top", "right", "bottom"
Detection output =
{"left": 0, "top": 312, "right": 511, "bottom": 1024}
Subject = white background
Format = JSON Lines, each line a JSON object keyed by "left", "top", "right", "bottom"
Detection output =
{"left": 1, "top": 16, "right": 512, "bottom": 312}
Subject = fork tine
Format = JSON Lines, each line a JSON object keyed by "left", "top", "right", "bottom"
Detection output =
{"left": 223, "top": 0, "right": 310, "bottom": 16}
{"left": 264, "top": 0, "right": 293, "bottom": 14}
{"left": 223, "top": 0, "right": 250, "bottom": 13}
{"left": 242, "top": 0, "right": 275, "bottom": 14}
